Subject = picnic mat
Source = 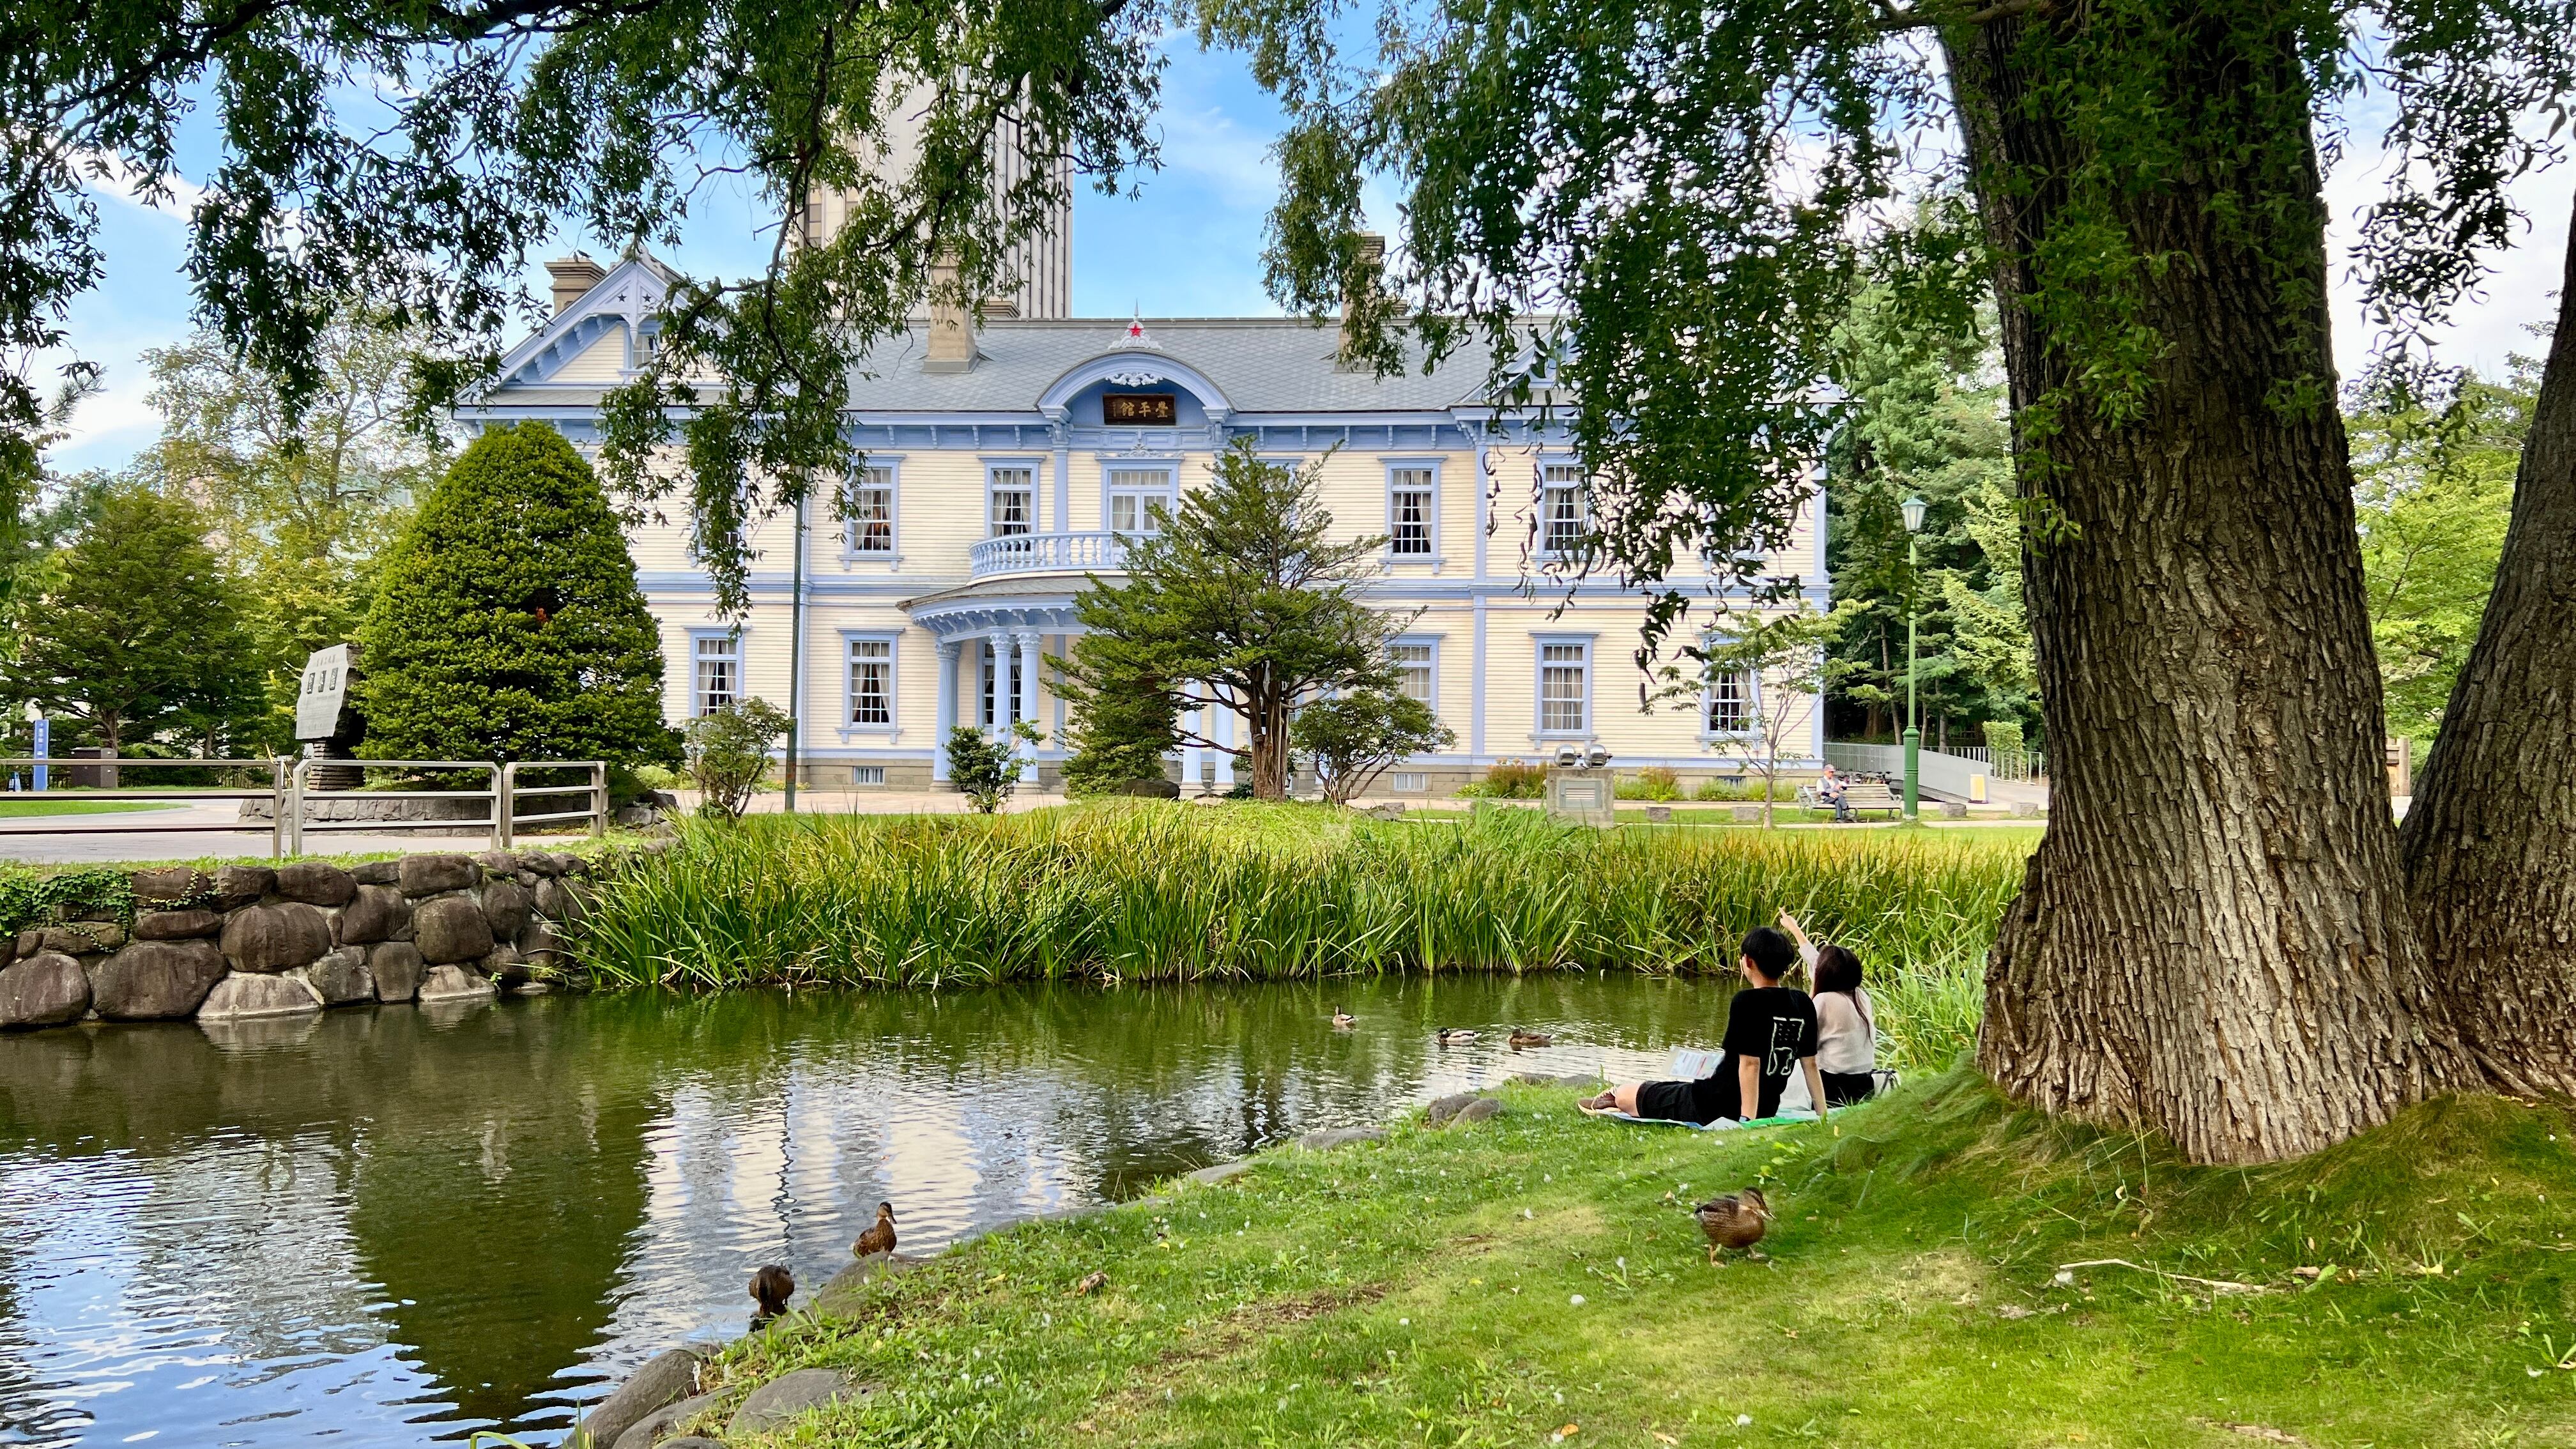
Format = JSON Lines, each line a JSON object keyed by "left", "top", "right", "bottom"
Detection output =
{"left": 1577, "top": 1103, "right": 1819, "bottom": 1130}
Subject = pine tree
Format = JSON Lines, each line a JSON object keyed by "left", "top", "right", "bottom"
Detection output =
{"left": 356, "top": 424, "right": 679, "bottom": 767}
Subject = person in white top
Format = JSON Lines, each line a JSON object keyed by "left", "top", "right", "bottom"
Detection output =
{"left": 1775, "top": 910, "right": 1879, "bottom": 1104}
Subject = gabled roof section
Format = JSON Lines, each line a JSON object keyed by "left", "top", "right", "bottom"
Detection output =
{"left": 491, "top": 253, "right": 676, "bottom": 387}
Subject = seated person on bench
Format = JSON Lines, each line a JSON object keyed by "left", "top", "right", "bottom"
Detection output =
{"left": 1584, "top": 927, "right": 1827, "bottom": 1124}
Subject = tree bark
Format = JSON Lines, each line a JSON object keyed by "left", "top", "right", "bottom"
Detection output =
{"left": 1945, "top": 12, "right": 2478, "bottom": 1163}
{"left": 2398, "top": 195, "right": 2576, "bottom": 1098}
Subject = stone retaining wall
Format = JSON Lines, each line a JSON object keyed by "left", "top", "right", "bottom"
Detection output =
{"left": 0, "top": 847, "right": 643, "bottom": 1032}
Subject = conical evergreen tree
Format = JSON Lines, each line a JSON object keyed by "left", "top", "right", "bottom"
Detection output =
{"left": 357, "top": 424, "right": 678, "bottom": 766}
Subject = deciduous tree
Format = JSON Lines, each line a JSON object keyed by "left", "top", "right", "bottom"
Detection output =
{"left": 1294, "top": 689, "right": 1453, "bottom": 806}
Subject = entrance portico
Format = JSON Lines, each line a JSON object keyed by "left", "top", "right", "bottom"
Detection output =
{"left": 905, "top": 577, "right": 1087, "bottom": 783}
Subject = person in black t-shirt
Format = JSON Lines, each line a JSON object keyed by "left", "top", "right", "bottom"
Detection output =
{"left": 1583, "top": 927, "right": 1828, "bottom": 1125}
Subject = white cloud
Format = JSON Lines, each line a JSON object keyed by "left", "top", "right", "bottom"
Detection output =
{"left": 72, "top": 149, "right": 208, "bottom": 220}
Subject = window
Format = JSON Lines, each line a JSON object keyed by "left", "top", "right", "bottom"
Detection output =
{"left": 1706, "top": 669, "right": 1754, "bottom": 733}
{"left": 978, "top": 642, "right": 1022, "bottom": 728}
{"left": 1389, "top": 468, "right": 1435, "bottom": 556}
{"left": 1541, "top": 464, "right": 1586, "bottom": 555}
{"left": 1107, "top": 468, "right": 1174, "bottom": 535}
{"left": 693, "top": 635, "right": 739, "bottom": 717}
{"left": 1392, "top": 643, "right": 1435, "bottom": 710}
{"left": 847, "top": 466, "right": 894, "bottom": 555}
{"left": 988, "top": 468, "right": 1034, "bottom": 537}
{"left": 1392, "top": 772, "right": 1429, "bottom": 793}
{"left": 850, "top": 765, "right": 887, "bottom": 786}
{"left": 848, "top": 638, "right": 894, "bottom": 726}
{"left": 1538, "top": 641, "right": 1590, "bottom": 734}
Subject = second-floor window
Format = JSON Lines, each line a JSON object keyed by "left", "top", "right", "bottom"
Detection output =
{"left": 1390, "top": 468, "right": 1434, "bottom": 556}
{"left": 1541, "top": 464, "right": 1586, "bottom": 555}
{"left": 849, "top": 638, "right": 894, "bottom": 726}
{"left": 848, "top": 466, "right": 894, "bottom": 555}
{"left": 988, "top": 468, "right": 1034, "bottom": 536}
{"left": 1107, "top": 468, "right": 1172, "bottom": 535}
{"left": 694, "top": 636, "right": 739, "bottom": 717}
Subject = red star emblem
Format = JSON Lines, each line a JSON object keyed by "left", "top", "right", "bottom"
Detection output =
{"left": 1126, "top": 319, "right": 1146, "bottom": 339}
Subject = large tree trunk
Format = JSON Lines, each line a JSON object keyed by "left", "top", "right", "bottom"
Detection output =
{"left": 1945, "top": 11, "right": 2478, "bottom": 1163}
{"left": 2398, "top": 196, "right": 2576, "bottom": 1098}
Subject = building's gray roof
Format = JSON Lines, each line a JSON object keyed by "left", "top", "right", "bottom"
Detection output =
{"left": 838, "top": 318, "right": 1501, "bottom": 415}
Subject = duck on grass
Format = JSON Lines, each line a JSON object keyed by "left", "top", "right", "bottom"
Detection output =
{"left": 641, "top": 1066, "right": 2576, "bottom": 1446}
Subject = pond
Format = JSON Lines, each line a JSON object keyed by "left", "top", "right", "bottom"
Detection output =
{"left": 0, "top": 972, "right": 1733, "bottom": 1446}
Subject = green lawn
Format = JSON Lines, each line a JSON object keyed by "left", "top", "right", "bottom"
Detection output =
{"left": 0, "top": 798, "right": 176, "bottom": 817}
{"left": 691, "top": 1068, "right": 2575, "bottom": 1448}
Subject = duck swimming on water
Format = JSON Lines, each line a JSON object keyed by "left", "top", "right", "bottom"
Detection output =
{"left": 1507, "top": 1030, "right": 1553, "bottom": 1048}
{"left": 1331, "top": 1008, "right": 1356, "bottom": 1030}
{"left": 1435, "top": 1028, "right": 1480, "bottom": 1046}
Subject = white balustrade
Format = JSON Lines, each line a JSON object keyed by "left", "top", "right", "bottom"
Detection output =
{"left": 966, "top": 531, "right": 1132, "bottom": 578}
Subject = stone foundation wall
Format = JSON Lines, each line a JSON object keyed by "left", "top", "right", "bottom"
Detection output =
{"left": 0, "top": 847, "right": 644, "bottom": 1032}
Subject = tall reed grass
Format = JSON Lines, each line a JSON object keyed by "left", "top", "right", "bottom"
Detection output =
{"left": 573, "top": 804, "right": 2026, "bottom": 1066}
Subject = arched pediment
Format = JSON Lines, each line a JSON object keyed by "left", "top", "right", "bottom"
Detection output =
{"left": 1036, "top": 351, "right": 1232, "bottom": 416}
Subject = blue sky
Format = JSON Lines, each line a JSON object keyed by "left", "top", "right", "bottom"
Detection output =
{"left": 43, "top": 39, "right": 2568, "bottom": 475}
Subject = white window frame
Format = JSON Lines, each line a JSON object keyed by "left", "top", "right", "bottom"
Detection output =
{"left": 1703, "top": 663, "right": 1759, "bottom": 739}
{"left": 1384, "top": 459, "right": 1441, "bottom": 562}
{"left": 842, "top": 457, "right": 900, "bottom": 562}
{"left": 1533, "top": 634, "right": 1594, "bottom": 738}
{"left": 849, "top": 765, "right": 888, "bottom": 786}
{"left": 1101, "top": 462, "right": 1179, "bottom": 536}
{"left": 1538, "top": 459, "right": 1589, "bottom": 561}
{"left": 843, "top": 631, "right": 900, "bottom": 732}
{"left": 984, "top": 460, "right": 1041, "bottom": 537}
{"left": 689, "top": 629, "right": 742, "bottom": 718}
{"left": 1389, "top": 636, "right": 1440, "bottom": 718}
{"left": 1390, "top": 771, "right": 1429, "bottom": 793}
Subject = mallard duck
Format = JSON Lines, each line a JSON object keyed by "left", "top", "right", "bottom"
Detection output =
{"left": 1693, "top": 1188, "right": 1769, "bottom": 1263}
{"left": 1507, "top": 1030, "right": 1553, "bottom": 1048}
{"left": 1331, "top": 1008, "right": 1356, "bottom": 1030}
{"left": 749, "top": 1264, "right": 795, "bottom": 1324}
{"left": 1435, "top": 1027, "right": 1480, "bottom": 1046}
{"left": 854, "top": 1200, "right": 898, "bottom": 1258}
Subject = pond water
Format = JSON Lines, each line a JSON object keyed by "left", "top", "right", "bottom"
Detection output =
{"left": 0, "top": 973, "right": 1732, "bottom": 1446}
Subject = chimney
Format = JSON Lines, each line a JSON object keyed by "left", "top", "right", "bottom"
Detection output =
{"left": 923, "top": 255, "right": 981, "bottom": 374}
{"left": 1337, "top": 233, "right": 1387, "bottom": 371}
{"left": 545, "top": 252, "right": 606, "bottom": 315}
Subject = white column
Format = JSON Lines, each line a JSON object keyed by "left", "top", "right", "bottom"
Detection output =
{"left": 1213, "top": 700, "right": 1237, "bottom": 788}
{"left": 1179, "top": 684, "right": 1204, "bottom": 792}
{"left": 932, "top": 640, "right": 960, "bottom": 781}
{"left": 1016, "top": 631, "right": 1043, "bottom": 782}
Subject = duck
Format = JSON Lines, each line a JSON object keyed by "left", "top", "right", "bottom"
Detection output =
{"left": 1507, "top": 1030, "right": 1554, "bottom": 1048}
{"left": 1435, "top": 1027, "right": 1480, "bottom": 1046}
{"left": 854, "top": 1200, "right": 898, "bottom": 1258}
{"left": 749, "top": 1264, "right": 795, "bottom": 1326}
{"left": 1693, "top": 1188, "right": 1770, "bottom": 1264}
{"left": 1331, "top": 1008, "right": 1356, "bottom": 1030}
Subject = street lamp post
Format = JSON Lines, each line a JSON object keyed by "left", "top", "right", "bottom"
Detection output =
{"left": 1899, "top": 494, "right": 1927, "bottom": 821}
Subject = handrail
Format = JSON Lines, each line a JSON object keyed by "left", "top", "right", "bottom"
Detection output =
{"left": 0, "top": 756, "right": 289, "bottom": 859}
{"left": 499, "top": 761, "right": 607, "bottom": 846}
{"left": 966, "top": 530, "right": 1131, "bottom": 579}
{"left": 289, "top": 758, "right": 502, "bottom": 854}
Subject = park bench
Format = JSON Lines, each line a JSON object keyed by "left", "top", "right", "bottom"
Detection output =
{"left": 1834, "top": 781, "right": 1903, "bottom": 818}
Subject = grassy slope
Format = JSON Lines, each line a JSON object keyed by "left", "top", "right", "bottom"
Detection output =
{"left": 694, "top": 1068, "right": 2576, "bottom": 1448}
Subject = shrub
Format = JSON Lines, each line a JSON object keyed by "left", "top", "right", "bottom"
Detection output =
{"left": 1694, "top": 776, "right": 1797, "bottom": 802}
{"left": 357, "top": 423, "right": 680, "bottom": 769}
{"left": 947, "top": 722, "right": 1041, "bottom": 814}
{"left": 1294, "top": 689, "right": 1454, "bottom": 805}
{"left": 1459, "top": 758, "right": 1547, "bottom": 799}
{"left": 1982, "top": 719, "right": 2026, "bottom": 773}
{"left": 686, "top": 698, "right": 791, "bottom": 820}
{"left": 1061, "top": 669, "right": 1179, "bottom": 798}
{"left": 1614, "top": 765, "right": 1682, "bottom": 801}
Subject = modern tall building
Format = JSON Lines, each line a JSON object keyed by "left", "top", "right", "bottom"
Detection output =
{"left": 471, "top": 239, "right": 1825, "bottom": 796}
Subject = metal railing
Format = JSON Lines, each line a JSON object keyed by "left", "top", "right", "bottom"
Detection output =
{"left": 500, "top": 761, "right": 608, "bottom": 847}
{"left": 967, "top": 530, "right": 1131, "bottom": 578}
{"left": 1934, "top": 743, "right": 2046, "bottom": 781}
{"left": 0, "top": 756, "right": 292, "bottom": 859}
{"left": 288, "top": 758, "right": 501, "bottom": 855}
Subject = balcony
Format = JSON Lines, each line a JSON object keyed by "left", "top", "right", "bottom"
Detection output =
{"left": 967, "top": 530, "right": 1133, "bottom": 579}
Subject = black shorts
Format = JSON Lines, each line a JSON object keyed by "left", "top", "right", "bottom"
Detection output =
{"left": 1820, "top": 1070, "right": 1877, "bottom": 1106}
{"left": 1635, "top": 1073, "right": 1744, "bottom": 1126}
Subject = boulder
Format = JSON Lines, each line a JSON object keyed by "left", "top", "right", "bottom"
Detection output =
{"left": 219, "top": 901, "right": 334, "bottom": 972}
{"left": 1448, "top": 1097, "right": 1503, "bottom": 1126}
{"left": 2011, "top": 800, "right": 2043, "bottom": 819}
{"left": 415, "top": 964, "right": 493, "bottom": 1003}
{"left": 573, "top": 1347, "right": 703, "bottom": 1449}
{"left": 398, "top": 854, "right": 479, "bottom": 897}
{"left": 482, "top": 878, "right": 532, "bottom": 939}
{"left": 0, "top": 953, "right": 91, "bottom": 1028}
{"left": 474, "top": 850, "right": 520, "bottom": 877}
{"left": 11, "top": 930, "right": 38, "bottom": 962}
{"left": 295, "top": 948, "right": 376, "bottom": 1006}
{"left": 533, "top": 875, "right": 590, "bottom": 924}
{"left": 480, "top": 944, "right": 527, "bottom": 987}
{"left": 1939, "top": 800, "right": 1968, "bottom": 819}
{"left": 349, "top": 860, "right": 401, "bottom": 886}
{"left": 610, "top": 1390, "right": 724, "bottom": 1449}
{"left": 1296, "top": 1127, "right": 1385, "bottom": 1152}
{"left": 197, "top": 972, "right": 325, "bottom": 1021}
{"left": 1184, "top": 1160, "right": 1253, "bottom": 1186}
{"left": 135, "top": 909, "right": 224, "bottom": 941}
{"left": 369, "top": 942, "right": 427, "bottom": 1002}
{"left": 1644, "top": 804, "right": 1673, "bottom": 824}
{"left": 91, "top": 940, "right": 227, "bottom": 1020}
{"left": 518, "top": 919, "right": 564, "bottom": 965}
{"left": 1110, "top": 777, "right": 1181, "bottom": 799}
{"left": 729, "top": 1368, "right": 868, "bottom": 1437}
{"left": 38, "top": 921, "right": 123, "bottom": 954}
{"left": 211, "top": 864, "right": 275, "bottom": 910}
{"left": 1425, "top": 1092, "right": 1482, "bottom": 1126}
{"left": 130, "top": 866, "right": 207, "bottom": 904}
{"left": 656, "top": 1441, "right": 723, "bottom": 1449}
{"left": 412, "top": 896, "right": 494, "bottom": 964}
{"left": 523, "top": 851, "right": 570, "bottom": 877}
{"left": 337, "top": 885, "right": 407, "bottom": 946}
{"left": 1730, "top": 804, "right": 1763, "bottom": 822}
{"left": 273, "top": 861, "right": 356, "bottom": 906}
